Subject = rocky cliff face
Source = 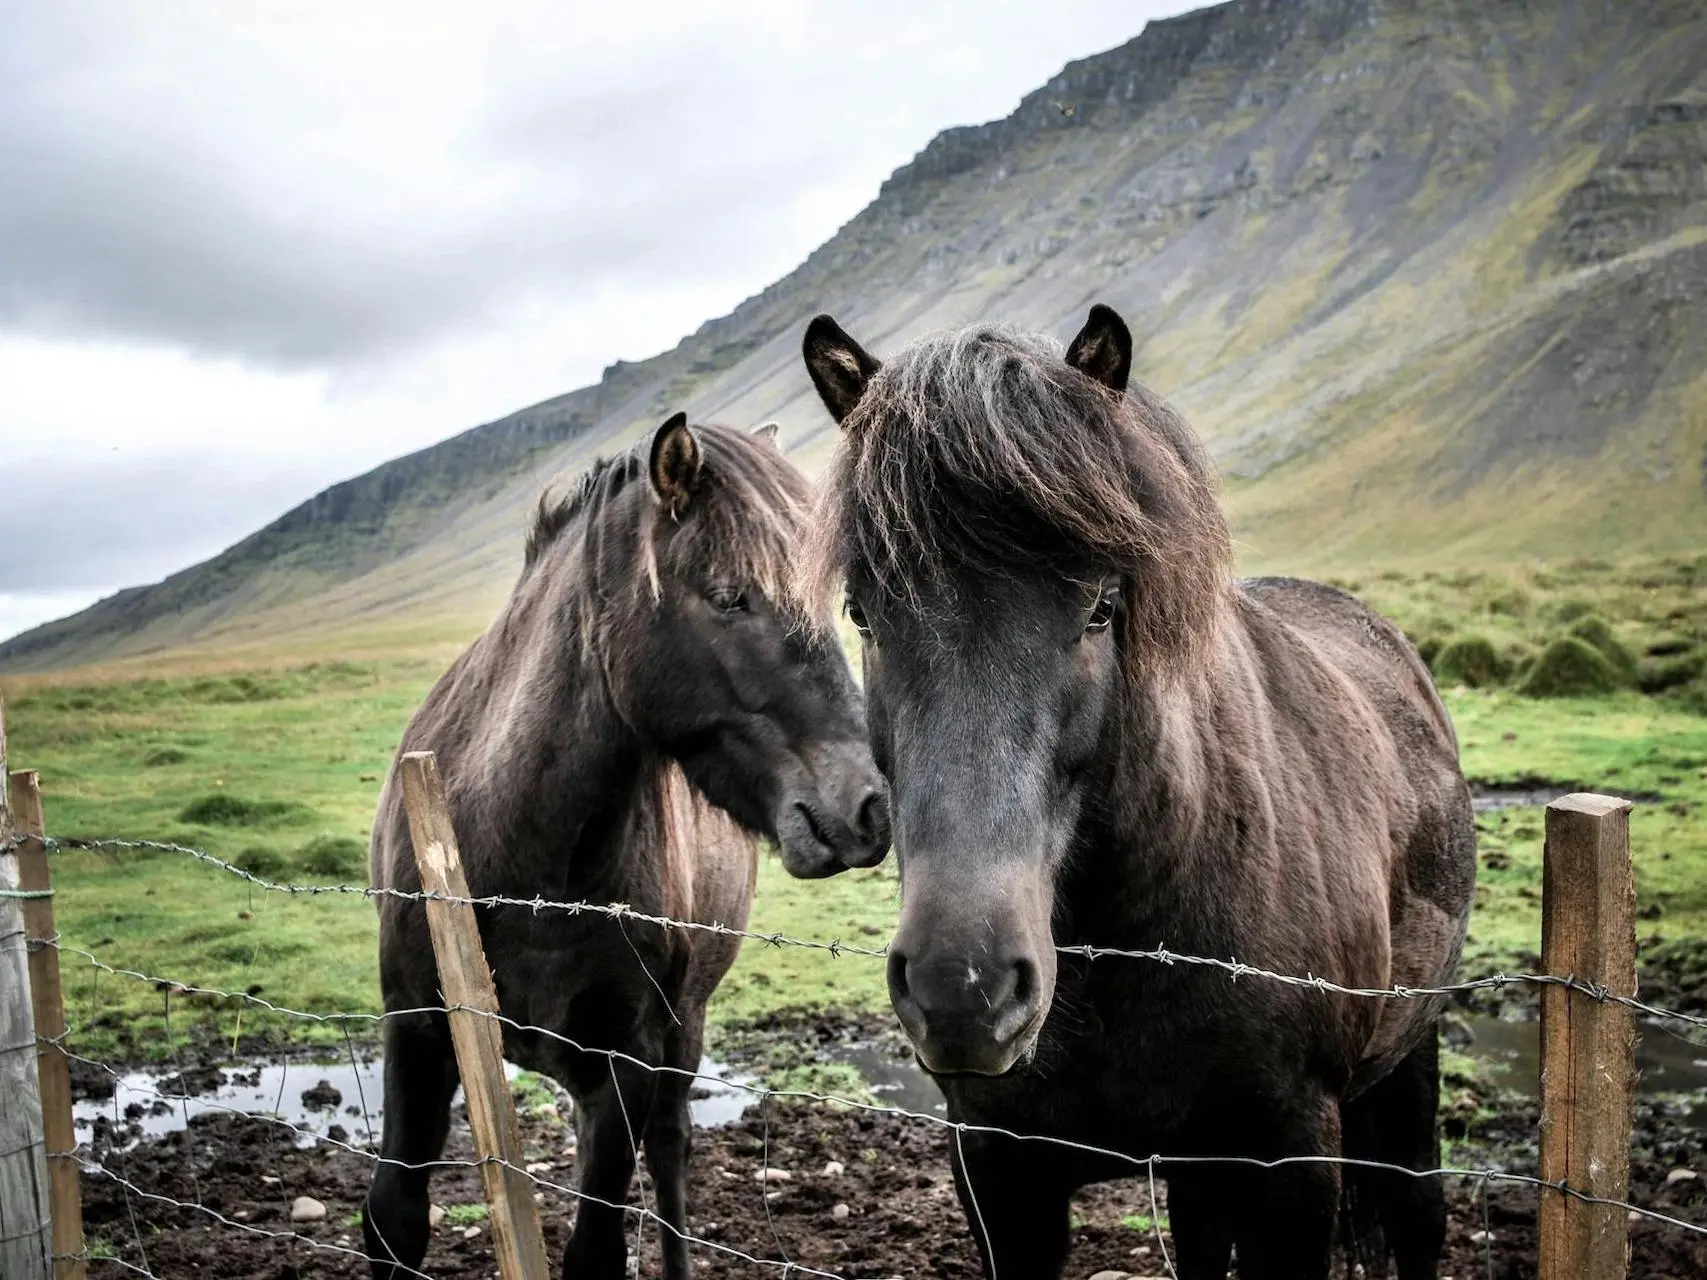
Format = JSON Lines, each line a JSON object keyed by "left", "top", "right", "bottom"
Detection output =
{"left": 7, "top": 0, "right": 1705, "bottom": 671}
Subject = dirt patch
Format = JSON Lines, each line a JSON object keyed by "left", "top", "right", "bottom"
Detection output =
{"left": 77, "top": 1035, "right": 1706, "bottom": 1278}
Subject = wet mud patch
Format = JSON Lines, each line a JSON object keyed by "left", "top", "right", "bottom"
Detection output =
{"left": 75, "top": 1010, "right": 1707, "bottom": 1278}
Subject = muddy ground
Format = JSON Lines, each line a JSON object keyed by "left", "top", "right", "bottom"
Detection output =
{"left": 71, "top": 1009, "right": 1707, "bottom": 1280}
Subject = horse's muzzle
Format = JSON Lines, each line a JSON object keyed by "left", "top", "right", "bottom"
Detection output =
{"left": 885, "top": 863, "right": 1055, "bottom": 1075}
{"left": 887, "top": 945, "right": 1046, "bottom": 1075}
{"left": 772, "top": 748, "right": 891, "bottom": 879}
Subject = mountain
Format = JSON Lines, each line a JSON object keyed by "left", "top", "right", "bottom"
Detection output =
{"left": 7, "top": 0, "right": 1706, "bottom": 672}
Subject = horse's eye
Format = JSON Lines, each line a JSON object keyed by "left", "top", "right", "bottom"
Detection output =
{"left": 708, "top": 587, "right": 747, "bottom": 613}
{"left": 1085, "top": 590, "right": 1119, "bottom": 634}
{"left": 845, "top": 599, "right": 871, "bottom": 637}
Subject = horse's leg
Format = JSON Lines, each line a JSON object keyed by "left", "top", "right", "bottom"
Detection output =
{"left": 1230, "top": 1094, "right": 1341, "bottom": 1280}
{"left": 363, "top": 1010, "right": 458, "bottom": 1279}
{"left": 1341, "top": 1026, "right": 1447, "bottom": 1280}
{"left": 562, "top": 1053, "right": 656, "bottom": 1279}
{"left": 1165, "top": 1166, "right": 1234, "bottom": 1279}
{"left": 950, "top": 1127, "right": 1074, "bottom": 1278}
{"left": 644, "top": 1010, "right": 704, "bottom": 1280}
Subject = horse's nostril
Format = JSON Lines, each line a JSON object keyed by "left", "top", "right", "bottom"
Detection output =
{"left": 1012, "top": 957, "right": 1036, "bottom": 1006}
{"left": 857, "top": 790, "right": 890, "bottom": 846}
{"left": 886, "top": 949, "right": 911, "bottom": 1003}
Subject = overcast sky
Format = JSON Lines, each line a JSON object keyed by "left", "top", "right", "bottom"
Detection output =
{"left": 0, "top": 0, "right": 1191, "bottom": 643}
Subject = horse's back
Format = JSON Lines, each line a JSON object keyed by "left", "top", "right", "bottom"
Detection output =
{"left": 1236, "top": 575, "right": 1476, "bottom": 1081}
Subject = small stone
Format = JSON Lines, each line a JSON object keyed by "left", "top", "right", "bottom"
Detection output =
{"left": 526, "top": 1161, "right": 553, "bottom": 1174}
{"left": 765, "top": 1190, "right": 782, "bottom": 1202}
{"left": 290, "top": 1196, "right": 327, "bottom": 1224}
{"left": 821, "top": 1160, "right": 845, "bottom": 1177}
{"left": 1665, "top": 1167, "right": 1698, "bottom": 1186}
{"left": 261, "top": 1176, "right": 281, "bottom": 1186}
{"left": 1129, "top": 1246, "right": 1151, "bottom": 1257}
{"left": 1468, "top": 1230, "right": 1493, "bottom": 1244}
{"left": 463, "top": 1224, "right": 482, "bottom": 1240}
{"left": 1089, "top": 1271, "right": 1130, "bottom": 1280}
{"left": 232, "top": 1210, "right": 249, "bottom": 1220}
{"left": 1630, "top": 1210, "right": 1643, "bottom": 1223}
{"left": 755, "top": 1168, "right": 792, "bottom": 1183}
{"left": 534, "top": 1192, "right": 545, "bottom": 1204}
{"left": 831, "top": 1203, "right": 850, "bottom": 1221}
{"left": 429, "top": 1204, "right": 446, "bottom": 1229}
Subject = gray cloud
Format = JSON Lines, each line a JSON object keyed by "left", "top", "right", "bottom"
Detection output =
{"left": 6, "top": 452, "right": 333, "bottom": 591}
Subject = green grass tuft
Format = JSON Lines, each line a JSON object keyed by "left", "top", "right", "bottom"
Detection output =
{"left": 294, "top": 834, "right": 367, "bottom": 880}
{"left": 179, "top": 794, "right": 311, "bottom": 827}
{"left": 1516, "top": 636, "right": 1620, "bottom": 697}
{"left": 1433, "top": 636, "right": 1508, "bottom": 689}
{"left": 1565, "top": 615, "right": 1637, "bottom": 683}
{"left": 235, "top": 846, "right": 287, "bottom": 878}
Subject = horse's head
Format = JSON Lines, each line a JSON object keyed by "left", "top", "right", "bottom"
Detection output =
{"left": 563, "top": 414, "right": 889, "bottom": 877}
{"left": 801, "top": 307, "right": 1230, "bottom": 1074}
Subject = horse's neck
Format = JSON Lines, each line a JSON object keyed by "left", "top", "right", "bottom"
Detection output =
{"left": 1067, "top": 655, "right": 1243, "bottom": 946}
{"left": 455, "top": 575, "right": 650, "bottom": 896}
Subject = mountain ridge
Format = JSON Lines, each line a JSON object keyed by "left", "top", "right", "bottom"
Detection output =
{"left": 7, "top": 0, "right": 1706, "bottom": 673}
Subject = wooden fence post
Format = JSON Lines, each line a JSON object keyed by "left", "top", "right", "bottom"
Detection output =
{"left": 11, "top": 769, "right": 86, "bottom": 1279}
{"left": 1538, "top": 792, "right": 1636, "bottom": 1280}
{"left": 399, "top": 751, "right": 550, "bottom": 1280}
{"left": 0, "top": 699, "right": 53, "bottom": 1280}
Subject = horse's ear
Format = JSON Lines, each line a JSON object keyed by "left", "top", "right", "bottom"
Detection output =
{"left": 649, "top": 412, "right": 701, "bottom": 518}
{"left": 803, "top": 315, "right": 881, "bottom": 426}
{"left": 752, "top": 421, "right": 781, "bottom": 447}
{"left": 1065, "top": 303, "right": 1132, "bottom": 394}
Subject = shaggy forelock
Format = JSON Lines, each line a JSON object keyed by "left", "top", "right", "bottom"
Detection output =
{"left": 532, "top": 423, "right": 820, "bottom": 633}
{"left": 801, "top": 324, "right": 1232, "bottom": 674}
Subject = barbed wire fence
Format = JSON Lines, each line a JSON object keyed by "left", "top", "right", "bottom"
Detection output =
{"left": 1, "top": 765, "right": 1703, "bottom": 1278}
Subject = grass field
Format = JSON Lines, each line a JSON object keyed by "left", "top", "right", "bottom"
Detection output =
{"left": 3, "top": 553, "right": 1703, "bottom": 1062}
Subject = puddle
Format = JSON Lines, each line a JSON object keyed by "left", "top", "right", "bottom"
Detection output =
{"left": 822, "top": 1040, "right": 945, "bottom": 1115}
{"left": 77, "top": 1054, "right": 759, "bottom": 1153}
{"left": 1458, "top": 1014, "right": 1707, "bottom": 1124}
{"left": 1470, "top": 783, "right": 1664, "bottom": 813}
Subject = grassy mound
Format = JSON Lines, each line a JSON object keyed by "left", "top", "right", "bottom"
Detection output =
{"left": 179, "top": 794, "right": 309, "bottom": 827}
{"left": 234, "top": 846, "right": 287, "bottom": 878}
{"left": 1433, "top": 635, "right": 1508, "bottom": 688}
{"left": 295, "top": 834, "right": 367, "bottom": 880}
{"left": 1637, "top": 649, "right": 1705, "bottom": 694}
{"left": 1516, "top": 636, "right": 1620, "bottom": 697}
{"left": 142, "top": 746, "right": 191, "bottom": 767}
{"left": 1565, "top": 615, "right": 1637, "bottom": 683}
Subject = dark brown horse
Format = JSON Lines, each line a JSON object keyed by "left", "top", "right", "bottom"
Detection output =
{"left": 363, "top": 415, "right": 889, "bottom": 1279}
{"left": 800, "top": 307, "right": 1476, "bottom": 1279}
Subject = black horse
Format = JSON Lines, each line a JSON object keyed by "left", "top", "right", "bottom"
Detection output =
{"left": 800, "top": 307, "right": 1476, "bottom": 1279}
{"left": 363, "top": 415, "right": 889, "bottom": 1279}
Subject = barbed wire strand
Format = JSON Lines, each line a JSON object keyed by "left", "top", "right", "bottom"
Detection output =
{"left": 35, "top": 834, "right": 1707, "bottom": 1040}
{"left": 47, "top": 936, "right": 1707, "bottom": 1246}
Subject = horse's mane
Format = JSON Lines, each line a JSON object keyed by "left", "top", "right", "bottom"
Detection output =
{"left": 801, "top": 324, "right": 1232, "bottom": 675}
{"left": 526, "top": 423, "right": 815, "bottom": 624}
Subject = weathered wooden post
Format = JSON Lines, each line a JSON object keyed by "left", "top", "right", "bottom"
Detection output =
{"left": 400, "top": 750, "right": 551, "bottom": 1280}
{"left": 0, "top": 700, "right": 53, "bottom": 1280}
{"left": 1538, "top": 793, "right": 1636, "bottom": 1280}
{"left": 11, "top": 769, "right": 86, "bottom": 1278}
